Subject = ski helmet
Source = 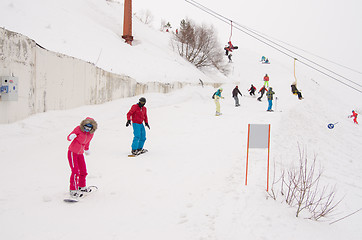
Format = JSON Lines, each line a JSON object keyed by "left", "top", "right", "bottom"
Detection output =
{"left": 139, "top": 97, "right": 146, "bottom": 103}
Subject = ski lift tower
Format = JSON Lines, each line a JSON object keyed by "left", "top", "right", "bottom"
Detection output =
{"left": 122, "top": 0, "right": 133, "bottom": 45}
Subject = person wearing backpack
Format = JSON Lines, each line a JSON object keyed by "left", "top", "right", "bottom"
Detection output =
{"left": 213, "top": 88, "right": 224, "bottom": 116}
{"left": 232, "top": 86, "right": 242, "bottom": 107}
{"left": 266, "top": 87, "right": 275, "bottom": 111}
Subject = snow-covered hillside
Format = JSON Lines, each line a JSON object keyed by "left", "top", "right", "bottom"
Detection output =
{"left": 1, "top": 0, "right": 362, "bottom": 240}
{"left": 0, "top": 0, "right": 226, "bottom": 84}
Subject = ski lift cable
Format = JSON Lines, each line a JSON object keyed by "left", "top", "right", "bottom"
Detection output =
{"left": 231, "top": 21, "right": 362, "bottom": 88}
{"left": 187, "top": 0, "right": 362, "bottom": 89}
{"left": 186, "top": 0, "right": 362, "bottom": 79}
{"left": 185, "top": 1, "right": 295, "bottom": 57}
{"left": 184, "top": 0, "right": 362, "bottom": 93}
{"left": 294, "top": 59, "right": 297, "bottom": 82}
{"left": 232, "top": 22, "right": 362, "bottom": 75}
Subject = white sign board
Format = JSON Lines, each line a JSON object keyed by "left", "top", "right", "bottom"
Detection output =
{"left": 248, "top": 124, "right": 270, "bottom": 149}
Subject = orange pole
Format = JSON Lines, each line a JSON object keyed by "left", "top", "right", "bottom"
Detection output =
{"left": 122, "top": 0, "right": 133, "bottom": 45}
{"left": 266, "top": 124, "right": 271, "bottom": 191}
{"left": 245, "top": 124, "right": 250, "bottom": 186}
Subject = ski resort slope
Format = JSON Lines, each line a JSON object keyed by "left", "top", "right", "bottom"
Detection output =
{"left": 1, "top": 0, "right": 362, "bottom": 240}
{"left": 0, "top": 82, "right": 362, "bottom": 240}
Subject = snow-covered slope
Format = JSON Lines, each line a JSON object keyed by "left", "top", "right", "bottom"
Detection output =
{"left": 1, "top": 0, "right": 362, "bottom": 240}
{"left": 0, "top": 0, "right": 225, "bottom": 84}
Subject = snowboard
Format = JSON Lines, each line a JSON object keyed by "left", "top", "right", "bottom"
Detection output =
{"left": 64, "top": 186, "right": 98, "bottom": 203}
{"left": 128, "top": 149, "right": 148, "bottom": 157}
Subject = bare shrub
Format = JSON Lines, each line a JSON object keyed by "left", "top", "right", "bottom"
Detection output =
{"left": 271, "top": 145, "right": 341, "bottom": 220}
{"left": 267, "top": 161, "right": 282, "bottom": 200}
{"left": 171, "top": 19, "right": 229, "bottom": 74}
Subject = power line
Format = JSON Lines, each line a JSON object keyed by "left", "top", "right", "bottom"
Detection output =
{"left": 185, "top": 0, "right": 362, "bottom": 94}
{"left": 244, "top": 27, "right": 362, "bottom": 75}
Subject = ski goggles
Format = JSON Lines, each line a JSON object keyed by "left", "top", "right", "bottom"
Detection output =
{"left": 84, "top": 124, "right": 93, "bottom": 132}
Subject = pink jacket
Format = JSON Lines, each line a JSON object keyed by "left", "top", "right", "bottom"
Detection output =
{"left": 67, "top": 117, "right": 97, "bottom": 154}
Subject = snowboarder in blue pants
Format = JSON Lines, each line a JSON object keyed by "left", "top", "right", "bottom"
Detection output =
{"left": 126, "top": 97, "right": 150, "bottom": 155}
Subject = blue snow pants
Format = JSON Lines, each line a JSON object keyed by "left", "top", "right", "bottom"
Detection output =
{"left": 268, "top": 99, "right": 273, "bottom": 111}
{"left": 132, "top": 123, "right": 146, "bottom": 150}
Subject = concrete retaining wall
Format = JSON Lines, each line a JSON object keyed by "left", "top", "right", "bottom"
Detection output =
{"left": 0, "top": 28, "right": 219, "bottom": 124}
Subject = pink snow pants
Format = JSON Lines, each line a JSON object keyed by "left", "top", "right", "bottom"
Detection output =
{"left": 68, "top": 150, "right": 88, "bottom": 191}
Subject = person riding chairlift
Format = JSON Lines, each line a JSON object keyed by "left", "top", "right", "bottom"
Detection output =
{"left": 224, "top": 41, "right": 238, "bottom": 55}
{"left": 291, "top": 82, "right": 303, "bottom": 100}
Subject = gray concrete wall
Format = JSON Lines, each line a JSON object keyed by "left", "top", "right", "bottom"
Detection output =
{"left": 0, "top": 27, "right": 219, "bottom": 124}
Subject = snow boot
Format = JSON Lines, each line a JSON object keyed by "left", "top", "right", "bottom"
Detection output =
{"left": 137, "top": 149, "right": 148, "bottom": 154}
{"left": 79, "top": 187, "right": 93, "bottom": 194}
{"left": 69, "top": 190, "right": 83, "bottom": 200}
{"left": 131, "top": 149, "right": 140, "bottom": 155}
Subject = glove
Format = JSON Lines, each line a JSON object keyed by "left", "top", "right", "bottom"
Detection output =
{"left": 68, "top": 133, "right": 77, "bottom": 141}
{"left": 84, "top": 150, "right": 91, "bottom": 155}
{"left": 126, "top": 120, "right": 131, "bottom": 127}
{"left": 145, "top": 123, "right": 150, "bottom": 129}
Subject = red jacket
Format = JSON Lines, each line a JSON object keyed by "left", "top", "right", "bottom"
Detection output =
{"left": 127, "top": 104, "right": 148, "bottom": 124}
{"left": 350, "top": 111, "right": 358, "bottom": 118}
{"left": 264, "top": 75, "right": 269, "bottom": 82}
{"left": 67, "top": 117, "right": 97, "bottom": 154}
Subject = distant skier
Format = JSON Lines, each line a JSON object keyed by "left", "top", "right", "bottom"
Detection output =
{"left": 232, "top": 85, "right": 242, "bottom": 107}
{"left": 67, "top": 117, "right": 98, "bottom": 200}
{"left": 263, "top": 74, "right": 269, "bottom": 88}
{"left": 348, "top": 110, "right": 358, "bottom": 124}
{"left": 248, "top": 84, "right": 256, "bottom": 96}
{"left": 257, "top": 85, "right": 268, "bottom": 101}
{"left": 261, "top": 56, "right": 266, "bottom": 62}
{"left": 214, "top": 88, "right": 224, "bottom": 116}
{"left": 266, "top": 87, "right": 275, "bottom": 111}
{"left": 126, "top": 97, "right": 150, "bottom": 155}
{"left": 228, "top": 54, "right": 232, "bottom": 63}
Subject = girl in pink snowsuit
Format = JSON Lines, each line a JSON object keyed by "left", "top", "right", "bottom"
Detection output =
{"left": 67, "top": 117, "right": 98, "bottom": 193}
{"left": 349, "top": 110, "right": 358, "bottom": 124}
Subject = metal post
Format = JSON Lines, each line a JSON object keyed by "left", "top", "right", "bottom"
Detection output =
{"left": 122, "top": 0, "right": 133, "bottom": 45}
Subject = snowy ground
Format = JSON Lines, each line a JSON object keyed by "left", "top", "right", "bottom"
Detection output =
{"left": 1, "top": 81, "right": 362, "bottom": 239}
{"left": 1, "top": 0, "right": 362, "bottom": 239}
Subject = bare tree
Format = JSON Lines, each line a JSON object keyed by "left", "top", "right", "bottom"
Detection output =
{"left": 171, "top": 19, "right": 229, "bottom": 74}
{"left": 135, "top": 9, "right": 154, "bottom": 25}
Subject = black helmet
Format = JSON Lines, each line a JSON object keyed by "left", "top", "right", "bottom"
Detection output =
{"left": 139, "top": 97, "right": 146, "bottom": 103}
